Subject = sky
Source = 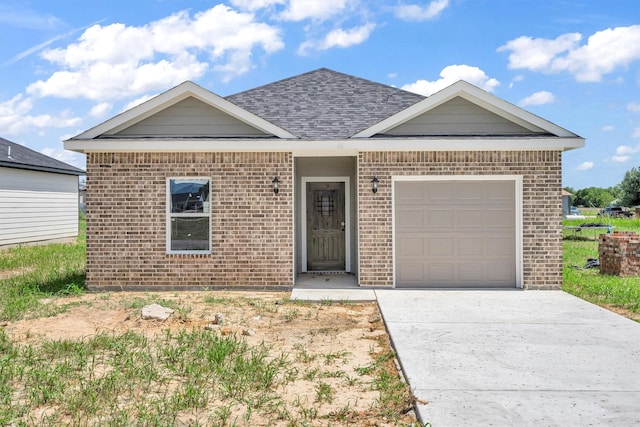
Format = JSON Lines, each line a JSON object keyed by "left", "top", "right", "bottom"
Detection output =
{"left": 1, "top": 0, "right": 639, "bottom": 189}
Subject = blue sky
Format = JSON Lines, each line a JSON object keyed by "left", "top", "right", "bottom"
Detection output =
{"left": 1, "top": 0, "right": 639, "bottom": 189}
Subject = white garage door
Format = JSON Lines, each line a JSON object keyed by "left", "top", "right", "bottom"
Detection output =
{"left": 395, "top": 180, "right": 516, "bottom": 288}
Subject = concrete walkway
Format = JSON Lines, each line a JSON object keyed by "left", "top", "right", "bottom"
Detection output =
{"left": 291, "top": 288, "right": 640, "bottom": 425}
{"left": 376, "top": 290, "right": 640, "bottom": 427}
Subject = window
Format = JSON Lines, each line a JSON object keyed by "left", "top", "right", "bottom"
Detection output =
{"left": 167, "top": 178, "right": 210, "bottom": 253}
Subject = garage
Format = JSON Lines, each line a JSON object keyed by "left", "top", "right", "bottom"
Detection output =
{"left": 394, "top": 179, "right": 517, "bottom": 288}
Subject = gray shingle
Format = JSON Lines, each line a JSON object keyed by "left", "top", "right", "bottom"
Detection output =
{"left": 0, "top": 137, "right": 84, "bottom": 175}
{"left": 226, "top": 68, "right": 425, "bottom": 139}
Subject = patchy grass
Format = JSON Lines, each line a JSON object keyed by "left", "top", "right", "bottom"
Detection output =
{"left": 1, "top": 293, "right": 420, "bottom": 426}
{"left": 563, "top": 217, "right": 640, "bottom": 320}
{"left": 0, "top": 218, "right": 86, "bottom": 321}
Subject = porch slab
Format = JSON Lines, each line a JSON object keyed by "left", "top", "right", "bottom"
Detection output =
{"left": 290, "top": 288, "right": 377, "bottom": 302}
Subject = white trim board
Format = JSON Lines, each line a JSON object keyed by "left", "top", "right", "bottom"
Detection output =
{"left": 391, "top": 175, "right": 523, "bottom": 289}
{"left": 65, "top": 137, "right": 584, "bottom": 153}
{"left": 300, "top": 176, "right": 351, "bottom": 273}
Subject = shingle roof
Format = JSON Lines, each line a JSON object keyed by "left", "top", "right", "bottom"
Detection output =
{"left": 0, "top": 137, "right": 84, "bottom": 175}
{"left": 226, "top": 68, "right": 425, "bottom": 139}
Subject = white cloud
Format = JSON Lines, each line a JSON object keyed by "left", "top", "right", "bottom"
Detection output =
{"left": 401, "top": 65, "right": 499, "bottom": 96}
{"left": 519, "top": 91, "right": 555, "bottom": 107}
{"left": 280, "top": 0, "right": 349, "bottom": 21}
{"left": 89, "top": 102, "right": 112, "bottom": 118}
{"left": 627, "top": 102, "right": 640, "bottom": 113}
{"left": 610, "top": 143, "right": 640, "bottom": 163}
{"left": 576, "top": 161, "right": 594, "bottom": 171}
{"left": 602, "top": 125, "right": 615, "bottom": 132}
{"left": 0, "top": 94, "right": 82, "bottom": 136}
{"left": 320, "top": 23, "right": 375, "bottom": 49}
{"left": 611, "top": 156, "right": 630, "bottom": 163}
{"left": 499, "top": 25, "right": 640, "bottom": 82}
{"left": 633, "top": 127, "right": 640, "bottom": 138}
{"left": 498, "top": 33, "right": 581, "bottom": 72}
{"left": 230, "top": 0, "right": 285, "bottom": 11}
{"left": 616, "top": 144, "right": 640, "bottom": 156}
{"left": 26, "top": 5, "right": 284, "bottom": 101}
{"left": 394, "top": 0, "right": 450, "bottom": 21}
{"left": 41, "top": 146, "right": 84, "bottom": 168}
{"left": 508, "top": 74, "right": 524, "bottom": 89}
{"left": 299, "top": 23, "right": 375, "bottom": 54}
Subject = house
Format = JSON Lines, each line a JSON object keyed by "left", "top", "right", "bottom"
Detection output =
{"left": 65, "top": 68, "right": 584, "bottom": 291}
{"left": 562, "top": 190, "right": 572, "bottom": 217}
{"left": 0, "top": 137, "right": 85, "bottom": 247}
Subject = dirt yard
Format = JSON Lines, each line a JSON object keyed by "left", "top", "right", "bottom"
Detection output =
{"left": 2, "top": 291, "right": 419, "bottom": 426}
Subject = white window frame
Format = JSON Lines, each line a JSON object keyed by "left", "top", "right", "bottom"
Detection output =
{"left": 166, "top": 177, "right": 212, "bottom": 254}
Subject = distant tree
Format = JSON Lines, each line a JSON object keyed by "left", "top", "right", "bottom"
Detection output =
{"left": 573, "top": 187, "right": 615, "bottom": 207}
{"left": 563, "top": 186, "right": 576, "bottom": 195}
{"left": 607, "top": 185, "right": 622, "bottom": 200}
{"left": 619, "top": 167, "right": 640, "bottom": 207}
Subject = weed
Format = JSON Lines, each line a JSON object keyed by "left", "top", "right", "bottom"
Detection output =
{"left": 324, "top": 350, "right": 350, "bottom": 365}
{"left": 283, "top": 308, "right": 300, "bottom": 322}
{"left": 315, "top": 381, "right": 334, "bottom": 404}
{"left": 294, "top": 343, "right": 318, "bottom": 363}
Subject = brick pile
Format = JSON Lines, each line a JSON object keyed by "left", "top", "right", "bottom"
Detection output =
{"left": 599, "top": 232, "right": 640, "bottom": 276}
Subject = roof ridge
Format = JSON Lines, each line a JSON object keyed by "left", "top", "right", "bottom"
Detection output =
{"left": 227, "top": 68, "right": 425, "bottom": 99}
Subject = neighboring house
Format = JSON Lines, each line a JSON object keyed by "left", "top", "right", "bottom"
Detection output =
{"left": 562, "top": 190, "right": 572, "bottom": 217}
{"left": 0, "top": 137, "right": 85, "bottom": 247}
{"left": 78, "top": 183, "right": 86, "bottom": 213}
{"left": 65, "top": 68, "right": 584, "bottom": 291}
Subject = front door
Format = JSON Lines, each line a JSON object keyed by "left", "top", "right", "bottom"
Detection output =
{"left": 306, "top": 182, "right": 346, "bottom": 271}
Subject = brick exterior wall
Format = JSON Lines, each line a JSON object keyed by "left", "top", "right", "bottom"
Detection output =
{"left": 599, "top": 232, "right": 640, "bottom": 276}
{"left": 357, "top": 151, "right": 563, "bottom": 290}
{"left": 86, "top": 152, "right": 293, "bottom": 290}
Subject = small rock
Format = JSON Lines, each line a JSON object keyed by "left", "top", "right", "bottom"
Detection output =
{"left": 212, "top": 312, "right": 224, "bottom": 324}
{"left": 221, "top": 327, "right": 233, "bottom": 335}
{"left": 205, "top": 324, "right": 220, "bottom": 331}
{"left": 253, "top": 315, "right": 262, "bottom": 321}
{"left": 242, "top": 328, "right": 256, "bottom": 336}
{"left": 368, "top": 314, "right": 381, "bottom": 323}
{"left": 0, "top": 321, "right": 8, "bottom": 327}
{"left": 141, "top": 304, "right": 175, "bottom": 321}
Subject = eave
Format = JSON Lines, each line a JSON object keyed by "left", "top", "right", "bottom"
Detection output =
{"left": 64, "top": 136, "right": 585, "bottom": 154}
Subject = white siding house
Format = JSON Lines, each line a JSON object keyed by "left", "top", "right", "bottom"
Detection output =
{"left": 0, "top": 137, "right": 84, "bottom": 247}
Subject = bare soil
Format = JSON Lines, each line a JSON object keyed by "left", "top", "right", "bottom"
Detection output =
{"left": 3, "top": 291, "right": 418, "bottom": 426}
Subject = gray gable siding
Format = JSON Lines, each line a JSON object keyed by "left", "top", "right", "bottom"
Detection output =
{"left": 382, "top": 97, "right": 547, "bottom": 136}
{"left": 112, "top": 97, "right": 270, "bottom": 137}
{"left": 226, "top": 68, "right": 425, "bottom": 139}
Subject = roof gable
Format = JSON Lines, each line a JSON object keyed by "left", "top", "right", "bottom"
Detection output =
{"left": 110, "top": 97, "right": 271, "bottom": 137}
{"left": 381, "top": 96, "right": 546, "bottom": 136}
{"left": 71, "top": 81, "right": 296, "bottom": 140}
{"left": 353, "top": 81, "right": 579, "bottom": 138}
{"left": 0, "top": 137, "right": 84, "bottom": 175}
{"left": 226, "top": 68, "right": 425, "bottom": 139}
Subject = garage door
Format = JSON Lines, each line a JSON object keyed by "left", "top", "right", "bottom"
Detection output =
{"left": 395, "top": 180, "right": 516, "bottom": 288}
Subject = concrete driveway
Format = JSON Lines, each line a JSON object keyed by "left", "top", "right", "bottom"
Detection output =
{"left": 375, "top": 290, "right": 640, "bottom": 427}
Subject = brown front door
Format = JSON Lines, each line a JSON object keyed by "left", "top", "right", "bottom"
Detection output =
{"left": 306, "top": 182, "right": 346, "bottom": 271}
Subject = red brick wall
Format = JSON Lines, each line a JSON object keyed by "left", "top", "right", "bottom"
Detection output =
{"left": 357, "top": 151, "right": 563, "bottom": 289}
{"left": 86, "top": 152, "right": 293, "bottom": 290}
{"left": 599, "top": 232, "right": 640, "bottom": 276}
